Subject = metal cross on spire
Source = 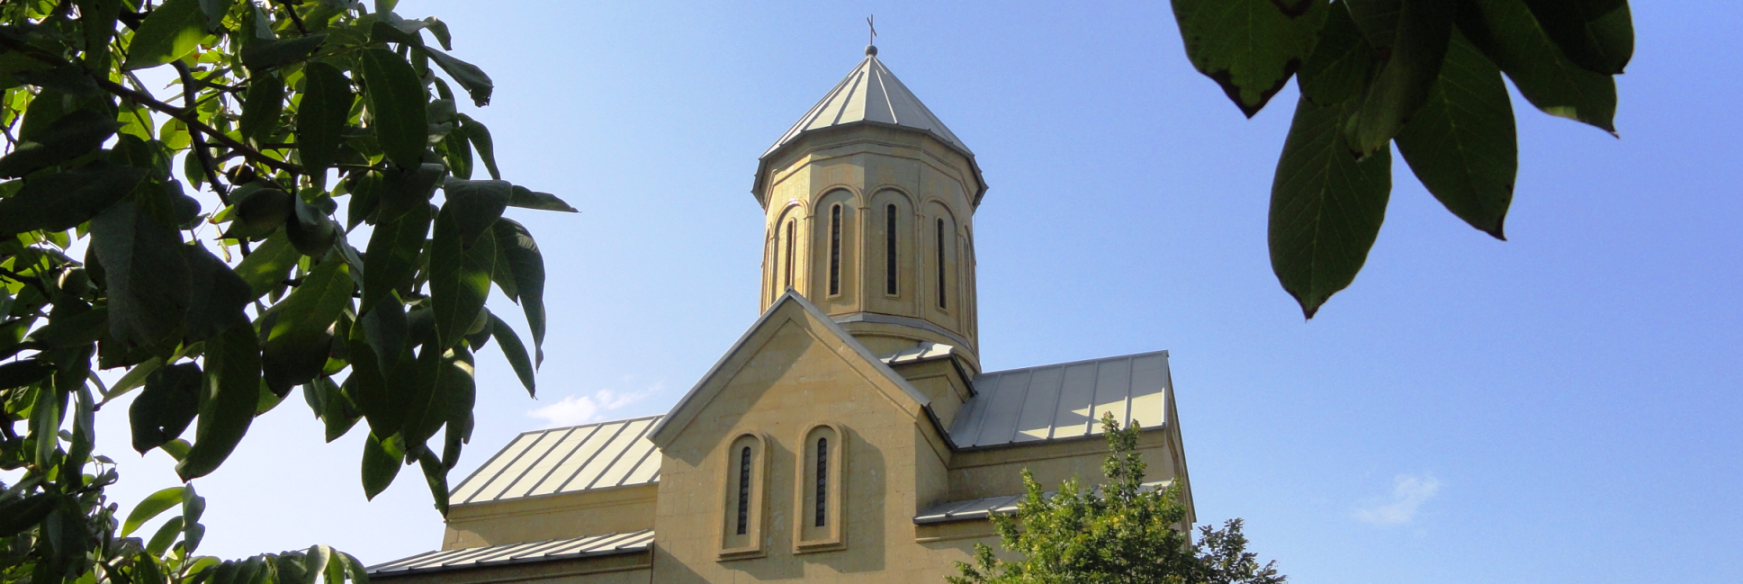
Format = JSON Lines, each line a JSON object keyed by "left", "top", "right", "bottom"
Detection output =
{"left": 867, "top": 15, "right": 877, "bottom": 48}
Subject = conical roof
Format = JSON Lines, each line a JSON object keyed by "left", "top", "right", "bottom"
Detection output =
{"left": 754, "top": 49, "right": 987, "bottom": 206}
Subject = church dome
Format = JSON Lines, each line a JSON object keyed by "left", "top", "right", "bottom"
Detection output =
{"left": 754, "top": 48, "right": 987, "bottom": 206}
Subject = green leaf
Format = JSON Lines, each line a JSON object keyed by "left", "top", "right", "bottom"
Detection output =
{"left": 1395, "top": 30, "right": 1516, "bottom": 239}
{"left": 1459, "top": 0, "right": 1616, "bottom": 132}
{"left": 1298, "top": 1, "right": 1375, "bottom": 107}
{"left": 120, "top": 486, "right": 187, "bottom": 537}
{"left": 233, "top": 229, "right": 300, "bottom": 298}
{"left": 1349, "top": 0, "right": 1455, "bottom": 155}
{"left": 345, "top": 171, "right": 384, "bottom": 230}
{"left": 91, "top": 200, "right": 191, "bottom": 352}
{"left": 239, "top": 73, "right": 285, "bottom": 144}
{"left": 0, "top": 110, "right": 125, "bottom": 178}
{"left": 182, "top": 244, "right": 253, "bottom": 342}
{"left": 360, "top": 431, "right": 402, "bottom": 500}
{"left": 361, "top": 200, "right": 429, "bottom": 311}
{"left": 262, "top": 258, "right": 353, "bottom": 395}
{"left": 442, "top": 178, "right": 510, "bottom": 242}
{"left": 0, "top": 359, "right": 54, "bottom": 389}
{"left": 123, "top": 0, "right": 209, "bottom": 71}
{"left": 130, "top": 363, "right": 202, "bottom": 453}
{"left": 297, "top": 61, "right": 353, "bottom": 178}
{"left": 0, "top": 165, "right": 148, "bottom": 239}
{"left": 457, "top": 115, "right": 499, "bottom": 180}
{"left": 429, "top": 205, "right": 495, "bottom": 351}
{"left": 31, "top": 384, "right": 60, "bottom": 466}
{"left": 1269, "top": 96, "right": 1392, "bottom": 318}
{"left": 401, "top": 343, "right": 470, "bottom": 458}
{"left": 285, "top": 194, "right": 339, "bottom": 257}
{"left": 1171, "top": 0, "right": 1330, "bottom": 117}
{"left": 0, "top": 494, "right": 57, "bottom": 537}
{"left": 419, "top": 48, "right": 492, "bottom": 107}
{"left": 490, "top": 219, "right": 545, "bottom": 364}
{"left": 489, "top": 312, "right": 535, "bottom": 397}
{"left": 424, "top": 18, "right": 453, "bottom": 51}
{"left": 241, "top": 34, "right": 328, "bottom": 72}
{"left": 25, "top": 306, "right": 108, "bottom": 350}
{"left": 508, "top": 185, "right": 578, "bottom": 213}
{"left": 106, "top": 356, "right": 163, "bottom": 402}
{"left": 145, "top": 516, "right": 184, "bottom": 557}
{"left": 320, "top": 378, "right": 361, "bottom": 442}
{"left": 417, "top": 449, "right": 449, "bottom": 516}
{"left": 1521, "top": 0, "right": 1630, "bottom": 74}
{"left": 198, "top": 0, "right": 234, "bottom": 30}
{"left": 346, "top": 307, "right": 402, "bottom": 438}
{"left": 377, "top": 162, "right": 444, "bottom": 222}
{"left": 177, "top": 323, "right": 260, "bottom": 480}
{"left": 359, "top": 48, "right": 430, "bottom": 169}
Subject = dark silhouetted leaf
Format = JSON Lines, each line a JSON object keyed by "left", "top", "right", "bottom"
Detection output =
{"left": 1395, "top": 30, "right": 1516, "bottom": 239}
{"left": 238, "top": 73, "right": 285, "bottom": 144}
{"left": 441, "top": 178, "right": 510, "bottom": 242}
{"left": 429, "top": 206, "right": 494, "bottom": 351}
{"left": 1269, "top": 96, "right": 1392, "bottom": 318}
{"left": 417, "top": 449, "right": 449, "bottom": 516}
{"left": 123, "top": 0, "right": 208, "bottom": 70}
{"left": 298, "top": 61, "right": 353, "bottom": 178}
{"left": 181, "top": 244, "right": 252, "bottom": 342}
{"left": 1171, "top": 0, "right": 1330, "bottom": 117}
{"left": 0, "top": 110, "right": 124, "bottom": 177}
{"left": 420, "top": 48, "right": 492, "bottom": 107}
{"left": 233, "top": 229, "right": 300, "bottom": 298}
{"left": 176, "top": 323, "right": 260, "bottom": 480}
{"left": 131, "top": 363, "right": 201, "bottom": 453}
{"left": 361, "top": 432, "right": 402, "bottom": 499}
{"left": 490, "top": 219, "right": 545, "bottom": 364}
{"left": 1297, "top": 1, "right": 1373, "bottom": 107}
{"left": 489, "top": 313, "right": 535, "bottom": 397}
{"left": 285, "top": 194, "right": 339, "bottom": 257}
{"left": 0, "top": 165, "right": 147, "bottom": 239}
{"left": 1522, "top": 0, "right": 1630, "bottom": 74}
{"left": 1459, "top": 0, "right": 1616, "bottom": 132}
{"left": 91, "top": 201, "right": 191, "bottom": 352}
{"left": 507, "top": 185, "right": 577, "bottom": 213}
{"left": 362, "top": 200, "right": 430, "bottom": 311}
{"left": 0, "top": 494, "right": 57, "bottom": 537}
{"left": 262, "top": 259, "right": 352, "bottom": 395}
{"left": 0, "top": 359, "right": 54, "bottom": 389}
{"left": 359, "top": 48, "right": 429, "bottom": 169}
{"left": 240, "top": 34, "right": 327, "bottom": 72}
{"left": 457, "top": 115, "right": 499, "bottom": 180}
{"left": 120, "top": 486, "right": 187, "bottom": 537}
{"left": 1350, "top": 0, "right": 1455, "bottom": 155}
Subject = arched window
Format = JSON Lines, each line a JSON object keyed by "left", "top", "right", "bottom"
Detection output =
{"left": 814, "top": 436, "right": 828, "bottom": 527}
{"left": 828, "top": 204, "right": 842, "bottom": 296}
{"left": 736, "top": 446, "right": 752, "bottom": 535}
{"left": 795, "top": 424, "right": 845, "bottom": 552}
{"left": 936, "top": 218, "right": 947, "bottom": 309}
{"left": 721, "top": 433, "right": 767, "bottom": 558}
{"left": 783, "top": 219, "right": 796, "bottom": 290}
{"left": 885, "top": 204, "right": 898, "bottom": 295}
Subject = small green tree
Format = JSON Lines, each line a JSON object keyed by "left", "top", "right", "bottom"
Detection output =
{"left": 950, "top": 414, "right": 1283, "bottom": 584}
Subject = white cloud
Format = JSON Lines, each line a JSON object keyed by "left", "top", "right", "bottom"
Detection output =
{"left": 1355, "top": 473, "right": 1442, "bottom": 526}
{"left": 526, "top": 384, "right": 661, "bottom": 427}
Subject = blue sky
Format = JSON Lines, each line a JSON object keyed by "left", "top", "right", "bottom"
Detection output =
{"left": 82, "top": 2, "right": 1740, "bottom": 583}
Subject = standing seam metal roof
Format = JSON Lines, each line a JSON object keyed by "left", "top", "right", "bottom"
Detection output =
{"left": 762, "top": 54, "right": 972, "bottom": 160}
{"left": 447, "top": 415, "right": 663, "bottom": 505}
{"left": 948, "top": 351, "right": 1172, "bottom": 449}
{"left": 367, "top": 529, "right": 655, "bottom": 576}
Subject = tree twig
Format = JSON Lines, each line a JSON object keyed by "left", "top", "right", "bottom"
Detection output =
{"left": 275, "top": 0, "right": 309, "bottom": 36}
{"left": 0, "top": 33, "right": 306, "bottom": 176}
{"left": 174, "top": 61, "right": 253, "bottom": 258}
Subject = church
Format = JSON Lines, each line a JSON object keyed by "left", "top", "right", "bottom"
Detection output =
{"left": 367, "top": 45, "right": 1194, "bottom": 584}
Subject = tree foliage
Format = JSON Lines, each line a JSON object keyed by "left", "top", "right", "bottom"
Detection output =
{"left": 0, "top": 0, "right": 571, "bottom": 582}
{"left": 1171, "top": 0, "right": 1632, "bottom": 318}
{"left": 949, "top": 414, "right": 1284, "bottom": 584}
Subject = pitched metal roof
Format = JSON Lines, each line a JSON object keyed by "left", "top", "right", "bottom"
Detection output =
{"left": 763, "top": 53, "right": 971, "bottom": 159}
{"left": 754, "top": 49, "right": 988, "bottom": 207}
{"left": 447, "top": 415, "right": 662, "bottom": 505}
{"left": 368, "top": 530, "right": 654, "bottom": 576}
{"left": 913, "top": 481, "right": 1172, "bottom": 525}
{"left": 947, "top": 351, "right": 1172, "bottom": 449}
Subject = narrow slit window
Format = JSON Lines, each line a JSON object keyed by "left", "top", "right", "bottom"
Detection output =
{"left": 783, "top": 220, "right": 796, "bottom": 290}
{"left": 736, "top": 446, "right": 752, "bottom": 535}
{"left": 936, "top": 219, "right": 947, "bottom": 309}
{"left": 828, "top": 205, "right": 842, "bottom": 296}
{"left": 885, "top": 205, "right": 898, "bottom": 295}
{"left": 815, "top": 437, "right": 828, "bottom": 527}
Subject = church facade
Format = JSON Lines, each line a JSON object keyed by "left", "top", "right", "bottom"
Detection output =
{"left": 368, "top": 46, "right": 1193, "bottom": 584}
